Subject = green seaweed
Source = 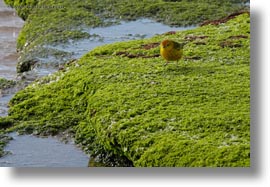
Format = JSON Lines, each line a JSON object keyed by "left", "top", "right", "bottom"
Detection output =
{"left": 0, "top": 118, "right": 14, "bottom": 157}
{"left": 6, "top": 13, "right": 250, "bottom": 166}
{"left": 4, "top": 0, "right": 38, "bottom": 20}
{"left": 0, "top": 78, "right": 16, "bottom": 90}
{"left": 4, "top": 0, "right": 249, "bottom": 73}
{"left": 0, "top": 132, "right": 12, "bottom": 157}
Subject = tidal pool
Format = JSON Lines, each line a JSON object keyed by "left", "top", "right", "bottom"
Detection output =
{"left": 0, "top": 94, "right": 13, "bottom": 117}
{"left": 33, "top": 19, "right": 195, "bottom": 78}
{"left": 0, "top": 133, "right": 89, "bottom": 167}
{"left": 53, "top": 19, "right": 195, "bottom": 59}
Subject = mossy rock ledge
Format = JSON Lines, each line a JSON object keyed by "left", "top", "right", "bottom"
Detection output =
{"left": 4, "top": 0, "right": 248, "bottom": 74}
{"left": 3, "top": 12, "right": 250, "bottom": 166}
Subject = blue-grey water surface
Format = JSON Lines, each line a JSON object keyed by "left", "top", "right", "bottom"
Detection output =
{"left": 0, "top": 133, "right": 89, "bottom": 167}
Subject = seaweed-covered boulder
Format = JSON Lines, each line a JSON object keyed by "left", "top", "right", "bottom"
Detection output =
{"left": 8, "top": 13, "right": 250, "bottom": 167}
{"left": 5, "top": 0, "right": 248, "bottom": 75}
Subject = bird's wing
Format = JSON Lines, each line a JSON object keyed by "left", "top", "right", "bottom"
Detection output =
{"left": 173, "top": 41, "right": 185, "bottom": 50}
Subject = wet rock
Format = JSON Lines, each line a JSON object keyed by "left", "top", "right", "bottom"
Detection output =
{"left": 163, "top": 31, "right": 176, "bottom": 35}
{"left": 200, "top": 11, "right": 250, "bottom": 26}
{"left": 228, "top": 35, "right": 248, "bottom": 39}
{"left": 193, "top": 41, "right": 207, "bottom": 45}
{"left": 0, "top": 78, "right": 16, "bottom": 90}
{"left": 115, "top": 51, "right": 159, "bottom": 59}
{"left": 184, "top": 56, "right": 202, "bottom": 60}
{"left": 0, "top": 117, "right": 14, "bottom": 129}
{"left": 16, "top": 59, "right": 38, "bottom": 73}
{"left": 140, "top": 42, "right": 160, "bottom": 50}
{"left": 184, "top": 35, "right": 208, "bottom": 41}
{"left": 0, "top": 132, "right": 13, "bottom": 157}
{"left": 219, "top": 41, "right": 242, "bottom": 48}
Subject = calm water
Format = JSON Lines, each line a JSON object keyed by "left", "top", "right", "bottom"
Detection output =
{"left": 0, "top": 133, "right": 89, "bottom": 167}
{"left": 0, "top": 0, "right": 194, "bottom": 167}
{"left": 50, "top": 19, "right": 194, "bottom": 59}
{"left": 0, "top": 1, "right": 21, "bottom": 117}
{"left": 0, "top": 93, "right": 13, "bottom": 117}
{"left": 0, "top": 0, "right": 23, "bottom": 80}
{"left": 32, "top": 19, "right": 194, "bottom": 79}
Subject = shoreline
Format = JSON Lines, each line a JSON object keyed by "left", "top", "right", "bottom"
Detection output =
{"left": 1, "top": 0, "right": 250, "bottom": 167}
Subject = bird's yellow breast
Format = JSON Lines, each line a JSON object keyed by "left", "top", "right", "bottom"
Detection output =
{"left": 160, "top": 46, "right": 183, "bottom": 61}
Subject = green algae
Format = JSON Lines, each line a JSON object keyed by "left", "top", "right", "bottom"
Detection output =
{"left": 6, "top": 13, "right": 250, "bottom": 166}
{"left": 0, "top": 118, "right": 14, "bottom": 157}
{"left": 0, "top": 78, "right": 16, "bottom": 90}
{"left": 0, "top": 78, "right": 17, "bottom": 157}
{"left": 0, "top": 132, "right": 12, "bottom": 157}
{"left": 4, "top": 0, "right": 249, "bottom": 73}
{"left": 4, "top": 0, "right": 38, "bottom": 20}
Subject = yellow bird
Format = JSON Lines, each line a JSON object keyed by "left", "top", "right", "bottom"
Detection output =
{"left": 160, "top": 39, "right": 185, "bottom": 65}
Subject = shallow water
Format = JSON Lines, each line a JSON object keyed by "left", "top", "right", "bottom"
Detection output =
{"left": 52, "top": 19, "right": 194, "bottom": 59}
{"left": 0, "top": 133, "right": 89, "bottom": 167}
{"left": 0, "top": 0, "right": 23, "bottom": 117}
{"left": 34, "top": 19, "right": 195, "bottom": 77}
{"left": 0, "top": 0, "right": 24, "bottom": 80}
{"left": 0, "top": 93, "right": 13, "bottom": 117}
{"left": 0, "top": 1, "right": 22, "bottom": 117}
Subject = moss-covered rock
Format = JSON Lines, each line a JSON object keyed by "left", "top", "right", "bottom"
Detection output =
{"left": 0, "top": 117, "right": 14, "bottom": 157}
{"left": 7, "top": 13, "right": 250, "bottom": 166}
{"left": 4, "top": 0, "right": 38, "bottom": 20}
{"left": 4, "top": 0, "right": 248, "bottom": 73}
{"left": 0, "top": 117, "right": 14, "bottom": 130}
{"left": 0, "top": 132, "right": 12, "bottom": 157}
{"left": 0, "top": 78, "right": 16, "bottom": 157}
{"left": 0, "top": 78, "right": 16, "bottom": 90}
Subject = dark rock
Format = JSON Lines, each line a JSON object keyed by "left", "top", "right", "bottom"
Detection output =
{"left": 17, "top": 59, "right": 38, "bottom": 73}
{"left": 200, "top": 11, "right": 250, "bottom": 26}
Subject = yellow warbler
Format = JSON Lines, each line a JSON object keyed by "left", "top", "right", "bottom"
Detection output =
{"left": 160, "top": 39, "right": 185, "bottom": 65}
